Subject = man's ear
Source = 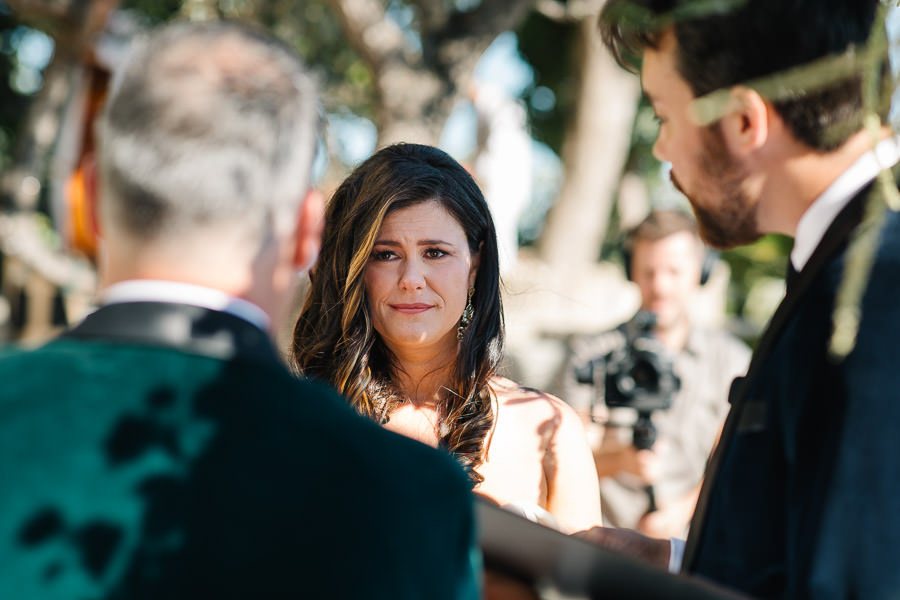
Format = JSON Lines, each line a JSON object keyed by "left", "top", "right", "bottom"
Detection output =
{"left": 292, "top": 188, "right": 325, "bottom": 273}
{"left": 720, "top": 86, "right": 769, "bottom": 156}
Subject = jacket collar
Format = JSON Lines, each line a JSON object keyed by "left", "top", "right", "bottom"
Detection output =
{"left": 63, "top": 301, "right": 283, "bottom": 365}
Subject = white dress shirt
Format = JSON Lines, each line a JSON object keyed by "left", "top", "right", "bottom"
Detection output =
{"left": 100, "top": 279, "right": 271, "bottom": 332}
{"left": 791, "top": 134, "right": 900, "bottom": 271}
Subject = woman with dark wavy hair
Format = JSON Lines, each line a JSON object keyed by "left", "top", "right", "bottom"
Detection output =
{"left": 291, "top": 143, "right": 601, "bottom": 532}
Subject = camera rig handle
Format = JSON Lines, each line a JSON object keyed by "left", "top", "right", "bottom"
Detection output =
{"left": 633, "top": 411, "right": 659, "bottom": 514}
{"left": 632, "top": 411, "right": 657, "bottom": 450}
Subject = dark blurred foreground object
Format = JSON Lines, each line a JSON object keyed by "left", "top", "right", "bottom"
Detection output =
{"left": 476, "top": 498, "right": 748, "bottom": 600}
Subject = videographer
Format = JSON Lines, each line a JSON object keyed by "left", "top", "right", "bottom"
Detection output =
{"left": 562, "top": 210, "right": 749, "bottom": 539}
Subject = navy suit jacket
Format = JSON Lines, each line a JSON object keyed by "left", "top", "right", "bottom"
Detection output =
{"left": 684, "top": 178, "right": 900, "bottom": 598}
{"left": 0, "top": 302, "right": 480, "bottom": 599}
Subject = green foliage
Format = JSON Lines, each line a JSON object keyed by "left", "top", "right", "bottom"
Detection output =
{"left": 249, "top": 0, "right": 374, "bottom": 119}
{"left": 0, "top": 10, "right": 46, "bottom": 176}
{"left": 721, "top": 234, "right": 791, "bottom": 316}
{"left": 117, "top": 0, "right": 374, "bottom": 119}
{"left": 514, "top": 11, "right": 575, "bottom": 154}
{"left": 626, "top": 98, "right": 658, "bottom": 171}
{"left": 120, "top": 0, "right": 183, "bottom": 23}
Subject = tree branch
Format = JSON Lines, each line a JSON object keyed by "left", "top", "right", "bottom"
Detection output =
{"left": 7, "top": 0, "right": 120, "bottom": 47}
{"left": 325, "top": 0, "right": 542, "bottom": 145}
{"left": 414, "top": 0, "right": 450, "bottom": 30}
{"left": 326, "top": 0, "right": 413, "bottom": 75}
{"left": 440, "top": 0, "right": 536, "bottom": 42}
{"left": 431, "top": 0, "right": 535, "bottom": 90}
{"left": 0, "top": 212, "right": 96, "bottom": 293}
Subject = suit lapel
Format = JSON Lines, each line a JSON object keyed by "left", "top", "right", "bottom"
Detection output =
{"left": 682, "top": 187, "right": 868, "bottom": 571}
{"left": 63, "top": 302, "right": 283, "bottom": 365}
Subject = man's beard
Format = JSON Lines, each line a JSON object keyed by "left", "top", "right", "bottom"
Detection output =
{"left": 672, "top": 127, "right": 762, "bottom": 250}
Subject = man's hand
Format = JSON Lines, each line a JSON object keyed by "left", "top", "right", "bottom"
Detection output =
{"left": 594, "top": 442, "right": 664, "bottom": 484}
{"left": 626, "top": 447, "right": 663, "bottom": 484}
{"left": 638, "top": 506, "right": 683, "bottom": 538}
{"left": 577, "top": 526, "right": 671, "bottom": 570}
{"left": 638, "top": 487, "right": 699, "bottom": 538}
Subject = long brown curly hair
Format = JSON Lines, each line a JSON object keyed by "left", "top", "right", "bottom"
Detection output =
{"left": 290, "top": 143, "right": 504, "bottom": 485}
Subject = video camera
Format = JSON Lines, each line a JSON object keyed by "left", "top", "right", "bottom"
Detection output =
{"left": 573, "top": 311, "right": 681, "bottom": 450}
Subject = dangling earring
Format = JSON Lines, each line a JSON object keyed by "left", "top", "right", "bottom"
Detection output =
{"left": 457, "top": 286, "right": 475, "bottom": 341}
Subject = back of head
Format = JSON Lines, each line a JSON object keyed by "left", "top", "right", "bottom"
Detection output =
{"left": 600, "top": 0, "right": 885, "bottom": 150}
{"left": 96, "top": 20, "right": 320, "bottom": 254}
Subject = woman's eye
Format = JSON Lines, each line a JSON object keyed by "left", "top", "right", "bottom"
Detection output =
{"left": 425, "top": 248, "right": 447, "bottom": 259}
{"left": 371, "top": 250, "right": 396, "bottom": 261}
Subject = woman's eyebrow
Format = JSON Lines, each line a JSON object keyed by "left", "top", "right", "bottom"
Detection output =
{"left": 372, "top": 238, "right": 456, "bottom": 246}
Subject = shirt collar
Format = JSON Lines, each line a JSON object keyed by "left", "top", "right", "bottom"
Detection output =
{"left": 100, "top": 279, "right": 271, "bottom": 333}
{"left": 791, "top": 134, "right": 900, "bottom": 271}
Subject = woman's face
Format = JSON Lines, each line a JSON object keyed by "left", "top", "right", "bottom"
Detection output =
{"left": 364, "top": 199, "right": 479, "bottom": 358}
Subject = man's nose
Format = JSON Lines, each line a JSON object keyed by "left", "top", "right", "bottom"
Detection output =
{"left": 640, "top": 269, "right": 664, "bottom": 292}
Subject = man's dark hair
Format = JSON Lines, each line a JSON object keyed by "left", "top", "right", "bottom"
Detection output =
{"left": 599, "top": 0, "right": 886, "bottom": 150}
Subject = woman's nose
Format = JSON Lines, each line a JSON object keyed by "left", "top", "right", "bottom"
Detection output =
{"left": 399, "top": 259, "right": 426, "bottom": 290}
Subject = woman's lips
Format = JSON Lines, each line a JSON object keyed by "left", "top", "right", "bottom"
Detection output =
{"left": 391, "top": 303, "right": 432, "bottom": 314}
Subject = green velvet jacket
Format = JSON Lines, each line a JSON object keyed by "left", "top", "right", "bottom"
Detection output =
{"left": 0, "top": 302, "right": 480, "bottom": 599}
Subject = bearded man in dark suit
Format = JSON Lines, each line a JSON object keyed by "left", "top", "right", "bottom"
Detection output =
{"left": 585, "top": 0, "right": 900, "bottom": 598}
{"left": 0, "top": 20, "right": 479, "bottom": 600}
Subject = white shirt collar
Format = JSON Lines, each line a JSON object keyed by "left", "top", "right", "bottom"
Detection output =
{"left": 791, "top": 134, "right": 900, "bottom": 270}
{"left": 100, "top": 279, "right": 271, "bottom": 332}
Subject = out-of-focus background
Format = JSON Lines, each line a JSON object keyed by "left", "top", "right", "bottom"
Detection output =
{"left": 0, "top": 0, "right": 897, "bottom": 394}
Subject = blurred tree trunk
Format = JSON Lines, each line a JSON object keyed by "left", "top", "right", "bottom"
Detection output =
{"left": 536, "top": 2, "right": 640, "bottom": 272}
{"left": 493, "top": 0, "right": 641, "bottom": 392}
{"left": 326, "top": 0, "right": 536, "bottom": 146}
{"left": 0, "top": 0, "right": 113, "bottom": 339}
{"left": 3, "top": 0, "right": 117, "bottom": 212}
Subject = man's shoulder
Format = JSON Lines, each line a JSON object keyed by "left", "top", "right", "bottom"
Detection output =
{"left": 0, "top": 336, "right": 473, "bottom": 509}
{"left": 281, "top": 377, "right": 473, "bottom": 496}
{"left": 690, "top": 326, "right": 750, "bottom": 349}
{"left": 0, "top": 337, "right": 119, "bottom": 381}
{"left": 0, "top": 335, "right": 267, "bottom": 386}
{"left": 0, "top": 335, "right": 472, "bottom": 491}
{"left": 0, "top": 348, "right": 476, "bottom": 600}
{"left": 688, "top": 327, "right": 751, "bottom": 361}
{"left": 345, "top": 409, "right": 472, "bottom": 492}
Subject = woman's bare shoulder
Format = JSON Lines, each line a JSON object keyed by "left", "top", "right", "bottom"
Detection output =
{"left": 489, "top": 376, "right": 574, "bottom": 416}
